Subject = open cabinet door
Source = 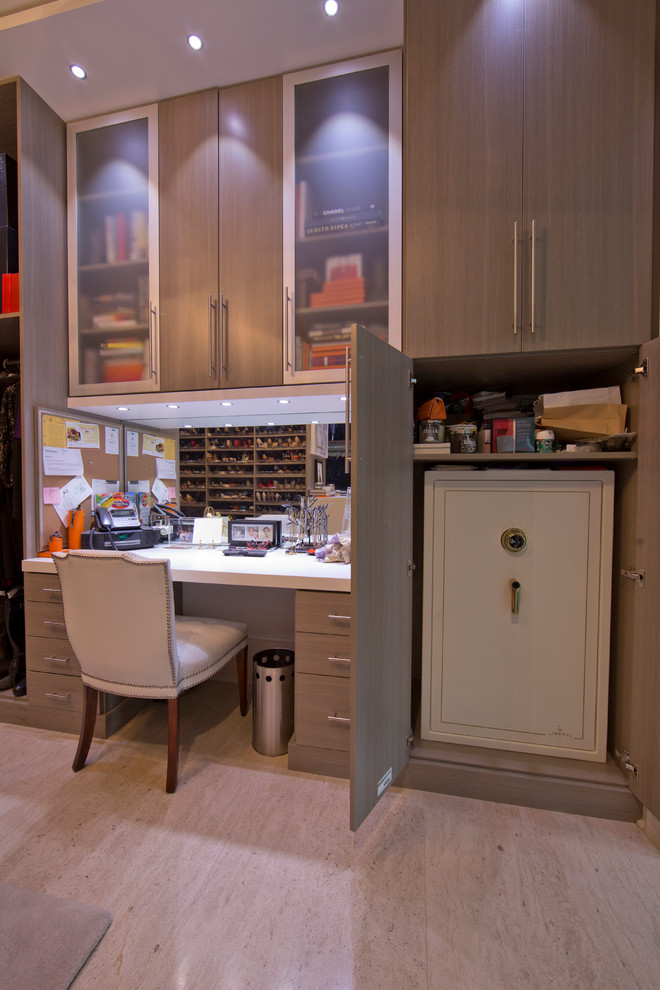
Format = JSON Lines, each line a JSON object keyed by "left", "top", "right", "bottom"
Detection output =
{"left": 350, "top": 325, "right": 414, "bottom": 831}
{"left": 628, "top": 336, "right": 660, "bottom": 820}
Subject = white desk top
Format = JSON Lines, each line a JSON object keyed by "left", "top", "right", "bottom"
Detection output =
{"left": 23, "top": 546, "right": 351, "bottom": 593}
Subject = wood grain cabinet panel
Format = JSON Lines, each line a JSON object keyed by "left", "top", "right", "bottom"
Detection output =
{"left": 404, "top": 0, "right": 655, "bottom": 357}
{"left": 26, "top": 635, "right": 80, "bottom": 675}
{"left": 295, "top": 632, "right": 351, "bottom": 678}
{"left": 158, "top": 77, "right": 283, "bottom": 392}
{"left": 218, "top": 76, "right": 283, "bottom": 388}
{"left": 159, "top": 89, "right": 220, "bottom": 391}
{"left": 294, "top": 672, "right": 350, "bottom": 752}
{"left": 295, "top": 590, "right": 352, "bottom": 636}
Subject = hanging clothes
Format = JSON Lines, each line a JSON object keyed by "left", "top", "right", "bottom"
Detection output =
{"left": 0, "top": 365, "right": 24, "bottom": 693}
{"left": 0, "top": 374, "right": 22, "bottom": 586}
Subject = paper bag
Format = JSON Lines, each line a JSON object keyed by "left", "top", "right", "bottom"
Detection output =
{"left": 538, "top": 402, "right": 627, "bottom": 440}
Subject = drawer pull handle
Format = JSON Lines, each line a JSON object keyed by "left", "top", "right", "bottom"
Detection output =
{"left": 327, "top": 715, "right": 350, "bottom": 724}
{"left": 44, "top": 656, "right": 69, "bottom": 664}
{"left": 45, "top": 691, "right": 71, "bottom": 700}
{"left": 327, "top": 614, "right": 351, "bottom": 622}
{"left": 44, "top": 620, "right": 65, "bottom": 628}
{"left": 328, "top": 657, "right": 351, "bottom": 665}
{"left": 42, "top": 587, "right": 62, "bottom": 594}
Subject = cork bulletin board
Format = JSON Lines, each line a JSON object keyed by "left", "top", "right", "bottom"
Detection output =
{"left": 36, "top": 407, "right": 123, "bottom": 552}
{"left": 36, "top": 410, "right": 179, "bottom": 553}
{"left": 123, "top": 423, "right": 179, "bottom": 507}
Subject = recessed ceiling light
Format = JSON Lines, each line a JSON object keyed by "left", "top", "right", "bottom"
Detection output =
{"left": 221, "top": 401, "right": 233, "bottom": 407}
{"left": 183, "top": 424, "right": 193, "bottom": 429}
{"left": 116, "top": 406, "right": 129, "bottom": 411}
{"left": 267, "top": 422, "right": 275, "bottom": 426}
{"left": 324, "top": 0, "right": 339, "bottom": 16}
{"left": 70, "top": 64, "right": 87, "bottom": 80}
{"left": 278, "top": 399, "right": 290, "bottom": 405}
{"left": 187, "top": 34, "right": 203, "bottom": 51}
{"left": 311, "top": 420, "right": 320, "bottom": 424}
{"left": 224, "top": 423, "right": 233, "bottom": 427}
{"left": 339, "top": 395, "right": 347, "bottom": 402}
{"left": 167, "top": 404, "right": 179, "bottom": 409}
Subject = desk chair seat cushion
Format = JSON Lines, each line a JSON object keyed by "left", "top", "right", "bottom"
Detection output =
{"left": 53, "top": 551, "right": 248, "bottom": 699}
{"left": 174, "top": 615, "right": 248, "bottom": 693}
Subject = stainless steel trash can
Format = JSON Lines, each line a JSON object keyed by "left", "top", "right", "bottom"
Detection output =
{"left": 252, "top": 649, "right": 294, "bottom": 756}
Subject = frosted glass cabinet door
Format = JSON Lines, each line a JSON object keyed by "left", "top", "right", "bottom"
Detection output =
{"left": 420, "top": 471, "right": 614, "bottom": 761}
{"left": 283, "top": 51, "right": 402, "bottom": 384}
{"left": 67, "top": 105, "right": 159, "bottom": 395}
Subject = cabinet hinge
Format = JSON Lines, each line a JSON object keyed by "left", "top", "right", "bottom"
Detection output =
{"left": 621, "top": 568, "right": 645, "bottom": 587}
{"left": 409, "top": 372, "right": 417, "bottom": 388}
{"left": 407, "top": 560, "right": 416, "bottom": 577}
{"left": 627, "top": 357, "right": 648, "bottom": 380}
{"left": 614, "top": 749, "right": 639, "bottom": 779}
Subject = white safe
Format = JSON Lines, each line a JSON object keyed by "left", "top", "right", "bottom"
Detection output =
{"left": 420, "top": 470, "right": 614, "bottom": 761}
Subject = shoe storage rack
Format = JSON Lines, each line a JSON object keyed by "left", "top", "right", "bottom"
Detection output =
{"left": 178, "top": 426, "right": 311, "bottom": 517}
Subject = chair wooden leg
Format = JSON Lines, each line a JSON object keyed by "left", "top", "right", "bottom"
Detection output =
{"left": 166, "top": 697, "right": 180, "bottom": 793}
{"left": 72, "top": 684, "right": 98, "bottom": 772}
{"left": 236, "top": 646, "right": 248, "bottom": 716}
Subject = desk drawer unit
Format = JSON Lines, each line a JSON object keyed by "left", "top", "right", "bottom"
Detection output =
{"left": 295, "top": 632, "right": 351, "bottom": 678}
{"left": 295, "top": 590, "right": 352, "bottom": 636}
{"left": 295, "top": 673, "right": 350, "bottom": 751}
{"left": 23, "top": 572, "right": 128, "bottom": 731}
{"left": 26, "top": 634, "right": 81, "bottom": 675}
{"left": 289, "top": 590, "right": 352, "bottom": 778}
{"left": 28, "top": 670, "right": 86, "bottom": 713}
{"left": 24, "top": 573, "right": 65, "bottom": 604}
{"left": 28, "top": 602, "right": 69, "bottom": 641}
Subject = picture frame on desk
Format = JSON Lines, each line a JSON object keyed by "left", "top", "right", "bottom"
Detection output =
{"left": 228, "top": 518, "right": 281, "bottom": 548}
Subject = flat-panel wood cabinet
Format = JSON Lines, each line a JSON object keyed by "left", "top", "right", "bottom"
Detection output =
{"left": 404, "top": 0, "right": 655, "bottom": 358}
{"left": 218, "top": 77, "right": 283, "bottom": 388}
{"left": 159, "top": 89, "right": 220, "bottom": 391}
{"left": 158, "top": 80, "right": 283, "bottom": 392}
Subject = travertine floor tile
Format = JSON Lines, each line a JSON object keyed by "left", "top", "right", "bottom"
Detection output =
{"left": 1, "top": 681, "right": 659, "bottom": 990}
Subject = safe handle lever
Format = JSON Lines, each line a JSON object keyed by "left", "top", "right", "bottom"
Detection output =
{"left": 510, "top": 580, "right": 521, "bottom": 615}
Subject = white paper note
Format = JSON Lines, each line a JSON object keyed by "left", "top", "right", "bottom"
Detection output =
{"left": 42, "top": 446, "right": 84, "bottom": 477}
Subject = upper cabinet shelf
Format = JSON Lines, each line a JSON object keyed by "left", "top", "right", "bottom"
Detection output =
{"left": 67, "top": 105, "right": 160, "bottom": 396}
{"left": 283, "top": 51, "right": 402, "bottom": 384}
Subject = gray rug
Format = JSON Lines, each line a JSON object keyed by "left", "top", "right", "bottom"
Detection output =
{"left": 0, "top": 881, "right": 112, "bottom": 990}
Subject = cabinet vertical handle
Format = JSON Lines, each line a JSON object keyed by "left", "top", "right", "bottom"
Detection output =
{"left": 284, "top": 286, "right": 293, "bottom": 371}
{"left": 208, "top": 294, "right": 217, "bottom": 377}
{"left": 530, "top": 218, "right": 536, "bottom": 334}
{"left": 220, "top": 294, "right": 227, "bottom": 377}
{"left": 149, "top": 301, "right": 158, "bottom": 380}
{"left": 513, "top": 220, "right": 519, "bottom": 335}
{"left": 344, "top": 347, "right": 351, "bottom": 473}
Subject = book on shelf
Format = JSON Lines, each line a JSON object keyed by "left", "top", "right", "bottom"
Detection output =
{"left": 128, "top": 210, "right": 148, "bottom": 261}
{"left": 325, "top": 254, "right": 363, "bottom": 281}
{"left": 305, "top": 217, "right": 383, "bottom": 236}
{"left": 306, "top": 208, "right": 383, "bottom": 232}
{"left": 104, "top": 214, "right": 117, "bottom": 264}
{"left": 100, "top": 338, "right": 145, "bottom": 355}
{"left": 1, "top": 272, "right": 19, "bottom": 313}
{"left": 92, "top": 314, "right": 140, "bottom": 330}
{"left": 116, "top": 212, "right": 127, "bottom": 262}
{"left": 310, "top": 353, "right": 347, "bottom": 369}
{"left": 310, "top": 285, "right": 365, "bottom": 308}
{"left": 295, "top": 180, "right": 308, "bottom": 240}
{"left": 312, "top": 203, "right": 378, "bottom": 219}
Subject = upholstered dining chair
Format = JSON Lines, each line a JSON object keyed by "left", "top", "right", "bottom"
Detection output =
{"left": 53, "top": 550, "right": 249, "bottom": 792}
